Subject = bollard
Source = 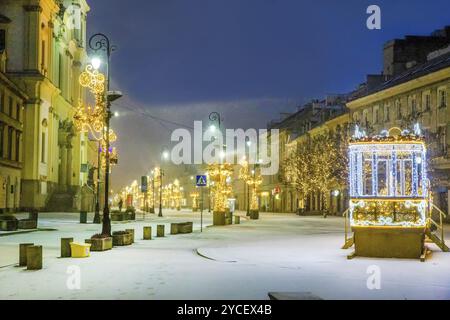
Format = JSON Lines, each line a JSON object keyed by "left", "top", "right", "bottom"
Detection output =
{"left": 126, "top": 229, "right": 135, "bottom": 243}
{"left": 157, "top": 225, "right": 165, "bottom": 237}
{"left": 29, "top": 210, "right": 38, "bottom": 221}
{"left": 61, "top": 238, "right": 74, "bottom": 258}
{"left": 19, "top": 243, "right": 34, "bottom": 267}
{"left": 170, "top": 223, "right": 179, "bottom": 235}
{"left": 27, "top": 246, "right": 42, "bottom": 270}
{"left": 234, "top": 216, "right": 240, "bottom": 225}
{"left": 80, "top": 211, "right": 87, "bottom": 224}
{"left": 143, "top": 226, "right": 152, "bottom": 240}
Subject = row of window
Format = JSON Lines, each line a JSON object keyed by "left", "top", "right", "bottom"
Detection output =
{"left": 0, "top": 90, "right": 22, "bottom": 122}
{"left": 353, "top": 88, "right": 447, "bottom": 125}
{"left": 0, "top": 123, "right": 21, "bottom": 163}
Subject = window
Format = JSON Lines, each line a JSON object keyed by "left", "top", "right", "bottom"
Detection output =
{"left": 8, "top": 96, "right": 12, "bottom": 116}
{"left": 439, "top": 89, "right": 447, "bottom": 108}
{"left": 58, "top": 53, "right": 63, "bottom": 90}
{"left": 424, "top": 93, "right": 431, "bottom": 111}
{"left": 373, "top": 106, "right": 380, "bottom": 123}
{"left": 0, "top": 124, "right": 3, "bottom": 158}
{"left": 7, "top": 128, "right": 13, "bottom": 160}
{"left": 384, "top": 104, "right": 390, "bottom": 121}
{"left": 0, "top": 29, "right": 5, "bottom": 51}
{"left": 16, "top": 103, "right": 20, "bottom": 121}
{"left": 41, "top": 132, "right": 46, "bottom": 163}
{"left": 396, "top": 100, "right": 402, "bottom": 119}
{"left": 41, "top": 40, "right": 46, "bottom": 69}
{"left": 411, "top": 97, "right": 417, "bottom": 115}
{"left": 363, "top": 110, "right": 369, "bottom": 125}
{"left": 15, "top": 132, "right": 20, "bottom": 162}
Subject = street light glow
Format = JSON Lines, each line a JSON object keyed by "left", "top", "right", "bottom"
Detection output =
{"left": 91, "top": 57, "right": 102, "bottom": 70}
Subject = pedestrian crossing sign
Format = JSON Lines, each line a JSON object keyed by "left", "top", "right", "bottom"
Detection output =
{"left": 196, "top": 175, "right": 207, "bottom": 187}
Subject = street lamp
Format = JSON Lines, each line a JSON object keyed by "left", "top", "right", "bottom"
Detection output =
{"left": 91, "top": 56, "right": 102, "bottom": 70}
{"left": 88, "top": 32, "right": 121, "bottom": 236}
{"left": 159, "top": 146, "right": 169, "bottom": 217}
{"left": 209, "top": 112, "right": 221, "bottom": 129}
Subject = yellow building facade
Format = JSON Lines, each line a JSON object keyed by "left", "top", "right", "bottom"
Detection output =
{"left": 0, "top": 49, "right": 28, "bottom": 212}
{"left": 0, "top": 0, "right": 91, "bottom": 211}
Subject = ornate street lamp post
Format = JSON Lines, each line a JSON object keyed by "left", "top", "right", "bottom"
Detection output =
{"left": 159, "top": 147, "right": 169, "bottom": 217}
{"left": 209, "top": 111, "right": 221, "bottom": 129}
{"left": 88, "top": 33, "right": 121, "bottom": 236}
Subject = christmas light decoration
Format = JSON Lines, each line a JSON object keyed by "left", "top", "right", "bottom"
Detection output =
{"left": 207, "top": 163, "right": 233, "bottom": 213}
{"left": 348, "top": 125, "right": 428, "bottom": 227}
{"left": 239, "top": 158, "right": 262, "bottom": 211}
{"left": 190, "top": 189, "right": 200, "bottom": 212}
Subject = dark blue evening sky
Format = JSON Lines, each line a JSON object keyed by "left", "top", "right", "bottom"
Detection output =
{"left": 86, "top": 0, "right": 450, "bottom": 188}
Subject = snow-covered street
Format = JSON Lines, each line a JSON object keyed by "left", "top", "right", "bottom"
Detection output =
{"left": 1, "top": 210, "right": 450, "bottom": 300}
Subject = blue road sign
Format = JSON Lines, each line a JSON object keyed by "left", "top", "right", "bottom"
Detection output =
{"left": 196, "top": 175, "right": 207, "bottom": 187}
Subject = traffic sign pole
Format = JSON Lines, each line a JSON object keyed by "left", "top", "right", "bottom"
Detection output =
{"left": 201, "top": 187, "right": 203, "bottom": 232}
{"left": 196, "top": 175, "right": 208, "bottom": 232}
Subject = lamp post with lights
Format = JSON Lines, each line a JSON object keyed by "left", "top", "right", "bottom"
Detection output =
{"left": 88, "top": 33, "right": 122, "bottom": 236}
{"left": 159, "top": 147, "right": 169, "bottom": 217}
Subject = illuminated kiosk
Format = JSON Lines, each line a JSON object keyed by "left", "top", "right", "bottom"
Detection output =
{"left": 344, "top": 125, "right": 448, "bottom": 260}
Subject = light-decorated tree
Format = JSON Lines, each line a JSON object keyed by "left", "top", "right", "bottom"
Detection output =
{"left": 282, "top": 129, "right": 348, "bottom": 213}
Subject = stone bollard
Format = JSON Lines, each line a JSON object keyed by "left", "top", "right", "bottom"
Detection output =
{"left": 170, "top": 223, "right": 179, "bottom": 235}
{"left": 27, "top": 246, "right": 42, "bottom": 270}
{"left": 29, "top": 210, "right": 38, "bottom": 221}
{"left": 234, "top": 216, "right": 240, "bottom": 225}
{"left": 143, "top": 226, "right": 152, "bottom": 240}
{"left": 19, "top": 243, "right": 34, "bottom": 267}
{"left": 126, "top": 229, "right": 135, "bottom": 243}
{"left": 157, "top": 225, "right": 165, "bottom": 237}
{"left": 80, "top": 211, "right": 87, "bottom": 224}
{"left": 61, "top": 238, "right": 74, "bottom": 258}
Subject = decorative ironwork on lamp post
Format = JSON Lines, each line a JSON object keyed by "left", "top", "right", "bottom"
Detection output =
{"left": 158, "top": 146, "right": 169, "bottom": 217}
{"left": 88, "top": 33, "right": 121, "bottom": 236}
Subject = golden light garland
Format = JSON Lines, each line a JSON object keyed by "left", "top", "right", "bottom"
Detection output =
{"left": 79, "top": 64, "right": 106, "bottom": 95}
{"left": 207, "top": 163, "right": 233, "bottom": 212}
{"left": 239, "top": 159, "right": 262, "bottom": 211}
{"left": 190, "top": 189, "right": 200, "bottom": 211}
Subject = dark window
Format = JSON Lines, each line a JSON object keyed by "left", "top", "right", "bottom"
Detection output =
{"left": 16, "top": 103, "right": 20, "bottom": 121}
{"left": 41, "top": 132, "right": 46, "bottom": 163}
{"left": 58, "top": 53, "right": 63, "bottom": 89}
{"left": 15, "top": 132, "right": 20, "bottom": 162}
{"left": 0, "top": 29, "right": 5, "bottom": 51}
{"left": 41, "top": 40, "right": 45, "bottom": 68}
{"left": 0, "top": 124, "right": 4, "bottom": 157}
{"left": 7, "top": 128, "right": 13, "bottom": 160}
{"left": 8, "top": 96, "right": 13, "bottom": 116}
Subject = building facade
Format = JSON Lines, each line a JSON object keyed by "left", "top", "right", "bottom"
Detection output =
{"left": 0, "top": 48, "right": 28, "bottom": 212}
{"left": 348, "top": 48, "right": 450, "bottom": 216}
{"left": 0, "top": 0, "right": 91, "bottom": 211}
{"left": 260, "top": 95, "right": 348, "bottom": 214}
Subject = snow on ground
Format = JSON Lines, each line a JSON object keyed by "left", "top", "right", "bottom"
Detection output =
{"left": 0, "top": 210, "right": 450, "bottom": 300}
